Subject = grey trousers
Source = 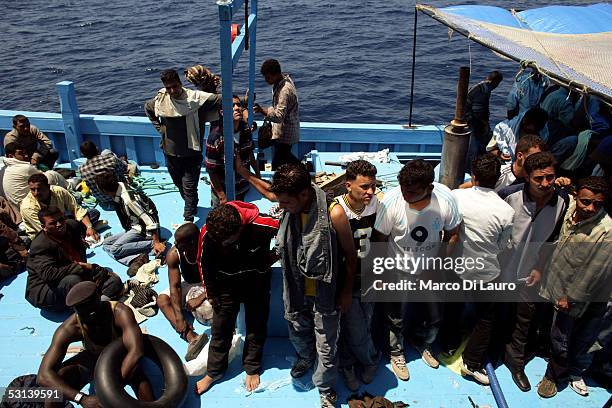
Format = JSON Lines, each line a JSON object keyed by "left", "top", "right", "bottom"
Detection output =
{"left": 339, "top": 294, "right": 380, "bottom": 369}
{"left": 286, "top": 296, "right": 340, "bottom": 393}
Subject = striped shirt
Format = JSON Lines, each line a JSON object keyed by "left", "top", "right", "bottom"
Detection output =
{"left": 79, "top": 152, "right": 128, "bottom": 206}
{"left": 205, "top": 121, "right": 254, "bottom": 196}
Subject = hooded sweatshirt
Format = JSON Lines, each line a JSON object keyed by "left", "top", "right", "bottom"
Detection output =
{"left": 197, "top": 201, "right": 279, "bottom": 299}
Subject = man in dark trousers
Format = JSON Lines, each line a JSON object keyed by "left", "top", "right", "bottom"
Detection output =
{"left": 37, "top": 281, "right": 153, "bottom": 407}
{"left": 25, "top": 206, "right": 122, "bottom": 311}
{"left": 195, "top": 201, "right": 279, "bottom": 394}
{"left": 144, "top": 69, "right": 222, "bottom": 222}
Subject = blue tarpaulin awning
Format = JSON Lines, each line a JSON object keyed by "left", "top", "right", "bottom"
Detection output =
{"left": 416, "top": 3, "right": 612, "bottom": 104}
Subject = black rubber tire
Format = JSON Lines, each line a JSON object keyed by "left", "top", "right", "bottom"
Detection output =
{"left": 94, "top": 334, "right": 187, "bottom": 408}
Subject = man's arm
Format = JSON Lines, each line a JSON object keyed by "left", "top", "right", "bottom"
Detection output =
{"left": 208, "top": 170, "right": 227, "bottom": 205}
{"left": 37, "top": 317, "right": 85, "bottom": 402}
{"left": 234, "top": 155, "right": 277, "bottom": 201}
{"left": 20, "top": 200, "right": 43, "bottom": 240}
{"left": 441, "top": 225, "right": 460, "bottom": 257}
{"left": 125, "top": 196, "right": 164, "bottom": 254}
{"left": 330, "top": 204, "right": 357, "bottom": 314}
{"left": 144, "top": 99, "right": 163, "bottom": 133}
{"left": 166, "top": 250, "right": 189, "bottom": 335}
{"left": 113, "top": 303, "right": 145, "bottom": 381}
{"left": 33, "top": 126, "right": 54, "bottom": 149}
{"left": 264, "top": 85, "right": 294, "bottom": 123}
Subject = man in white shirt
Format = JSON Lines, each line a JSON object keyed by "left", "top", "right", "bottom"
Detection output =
{"left": 372, "top": 159, "right": 461, "bottom": 380}
{"left": 440, "top": 154, "right": 514, "bottom": 385}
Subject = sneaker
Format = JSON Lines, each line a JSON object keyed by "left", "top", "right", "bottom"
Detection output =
{"left": 185, "top": 333, "right": 209, "bottom": 361}
{"left": 360, "top": 364, "right": 378, "bottom": 384}
{"left": 290, "top": 357, "right": 314, "bottom": 378}
{"left": 418, "top": 347, "right": 440, "bottom": 369}
{"left": 341, "top": 365, "right": 360, "bottom": 391}
{"left": 569, "top": 376, "right": 589, "bottom": 396}
{"left": 390, "top": 355, "right": 410, "bottom": 381}
{"left": 127, "top": 253, "right": 149, "bottom": 277}
{"left": 461, "top": 363, "right": 490, "bottom": 385}
{"left": 537, "top": 376, "right": 557, "bottom": 398}
{"left": 319, "top": 390, "right": 337, "bottom": 408}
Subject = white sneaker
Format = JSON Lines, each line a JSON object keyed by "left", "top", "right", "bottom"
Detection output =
{"left": 390, "top": 355, "right": 410, "bottom": 381}
{"left": 461, "top": 363, "right": 490, "bottom": 385}
{"left": 569, "top": 376, "right": 589, "bottom": 396}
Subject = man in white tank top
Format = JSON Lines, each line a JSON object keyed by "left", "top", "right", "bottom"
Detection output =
{"left": 334, "top": 160, "right": 381, "bottom": 391}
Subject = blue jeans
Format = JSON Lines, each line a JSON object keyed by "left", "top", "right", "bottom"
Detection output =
{"left": 286, "top": 296, "right": 340, "bottom": 393}
{"left": 103, "top": 229, "right": 152, "bottom": 265}
{"left": 339, "top": 294, "right": 380, "bottom": 369}
{"left": 545, "top": 302, "right": 606, "bottom": 381}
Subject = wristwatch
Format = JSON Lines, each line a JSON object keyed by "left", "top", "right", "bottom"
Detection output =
{"left": 73, "top": 392, "right": 85, "bottom": 404}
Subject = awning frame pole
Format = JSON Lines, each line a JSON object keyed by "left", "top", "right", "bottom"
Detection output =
{"left": 408, "top": 6, "right": 418, "bottom": 127}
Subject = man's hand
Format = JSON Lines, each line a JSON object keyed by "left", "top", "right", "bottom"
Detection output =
{"left": 337, "top": 289, "right": 352, "bottom": 314}
{"left": 85, "top": 226, "right": 99, "bottom": 241}
{"left": 556, "top": 296, "right": 570, "bottom": 311}
{"left": 186, "top": 294, "right": 205, "bottom": 311}
{"left": 80, "top": 395, "right": 103, "bottom": 408}
{"left": 555, "top": 177, "right": 572, "bottom": 188}
{"left": 175, "top": 316, "right": 189, "bottom": 336}
{"left": 217, "top": 191, "right": 228, "bottom": 205}
{"left": 526, "top": 268, "right": 542, "bottom": 287}
{"left": 78, "top": 262, "right": 94, "bottom": 271}
{"left": 153, "top": 241, "right": 166, "bottom": 256}
{"left": 253, "top": 104, "right": 267, "bottom": 116}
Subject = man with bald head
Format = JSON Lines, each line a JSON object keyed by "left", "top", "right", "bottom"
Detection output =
{"left": 157, "top": 223, "right": 209, "bottom": 361}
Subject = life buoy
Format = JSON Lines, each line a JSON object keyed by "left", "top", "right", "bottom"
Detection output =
{"left": 94, "top": 334, "right": 187, "bottom": 408}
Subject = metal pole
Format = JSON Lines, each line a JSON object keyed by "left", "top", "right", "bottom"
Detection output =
{"left": 408, "top": 7, "right": 418, "bottom": 127}
{"left": 218, "top": 1, "right": 236, "bottom": 201}
{"left": 439, "top": 66, "right": 471, "bottom": 189}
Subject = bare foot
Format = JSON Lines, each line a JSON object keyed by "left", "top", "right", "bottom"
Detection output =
{"left": 195, "top": 375, "right": 217, "bottom": 395}
{"left": 245, "top": 373, "right": 260, "bottom": 392}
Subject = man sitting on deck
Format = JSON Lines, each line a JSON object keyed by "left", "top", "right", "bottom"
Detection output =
{"left": 157, "top": 222, "right": 210, "bottom": 362}
{"left": 195, "top": 202, "right": 279, "bottom": 394}
{"left": 4, "top": 114, "right": 59, "bottom": 170}
{"left": 95, "top": 172, "right": 165, "bottom": 276}
{"left": 37, "top": 281, "right": 153, "bottom": 407}
{"left": 25, "top": 207, "right": 122, "bottom": 312}
{"left": 78, "top": 141, "right": 129, "bottom": 210}
{"left": 20, "top": 173, "right": 100, "bottom": 242}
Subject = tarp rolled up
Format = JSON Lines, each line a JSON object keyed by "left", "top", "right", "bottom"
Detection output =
{"left": 416, "top": 3, "right": 612, "bottom": 105}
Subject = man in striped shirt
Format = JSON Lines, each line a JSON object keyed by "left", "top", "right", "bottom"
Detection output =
{"left": 79, "top": 141, "right": 129, "bottom": 209}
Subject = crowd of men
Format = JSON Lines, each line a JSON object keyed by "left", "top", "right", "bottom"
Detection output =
{"left": 0, "top": 62, "right": 611, "bottom": 408}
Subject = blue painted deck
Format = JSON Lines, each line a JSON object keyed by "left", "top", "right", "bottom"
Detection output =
{"left": 0, "top": 160, "right": 609, "bottom": 407}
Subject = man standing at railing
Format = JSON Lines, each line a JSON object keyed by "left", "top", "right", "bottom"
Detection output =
{"left": 145, "top": 69, "right": 222, "bottom": 222}
{"left": 254, "top": 59, "right": 301, "bottom": 170}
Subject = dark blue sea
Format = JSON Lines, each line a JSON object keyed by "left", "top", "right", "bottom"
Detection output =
{"left": 1, "top": 0, "right": 600, "bottom": 126}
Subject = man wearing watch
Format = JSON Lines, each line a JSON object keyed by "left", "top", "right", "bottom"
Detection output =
{"left": 37, "top": 281, "right": 154, "bottom": 407}
{"left": 20, "top": 173, "right": 102, "bottom": 241}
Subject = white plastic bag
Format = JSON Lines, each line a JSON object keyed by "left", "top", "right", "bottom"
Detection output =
{"left": 184, "top": 334, "right": 243, "bottom": 376}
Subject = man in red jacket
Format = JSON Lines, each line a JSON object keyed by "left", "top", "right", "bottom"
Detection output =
{"left": 195, "top": 201, "right": 279, "bottom": 394}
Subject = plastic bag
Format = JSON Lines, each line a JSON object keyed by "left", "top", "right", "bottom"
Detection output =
{"left": 184, "top": 334, "right": 243, "bottom": 376}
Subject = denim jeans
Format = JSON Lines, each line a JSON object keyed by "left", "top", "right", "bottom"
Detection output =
{"left": 103, "top": 229, "right": 152, "bottom": 265}
{"left": 545, "top": 302, "right": 606, "bottom": 381}
{"left": 339, "top": 293, "right": 380, "bottom": 369}
{"left": 165, "top": 154, "right": 202, "bottom": 221}
{"left": 386, "top": 301, "right": 442, "bottom": 356}
{"left": 286, "top": 296, "right": 340, "bottom": 393}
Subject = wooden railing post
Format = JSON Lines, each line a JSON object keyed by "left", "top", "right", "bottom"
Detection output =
{"left": 56, "top": 81, "right": 83, "bottom": 168}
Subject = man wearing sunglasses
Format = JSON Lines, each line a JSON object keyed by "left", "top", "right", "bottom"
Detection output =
{"left": 536, "top": 176, "right": 612, "bottom": 398}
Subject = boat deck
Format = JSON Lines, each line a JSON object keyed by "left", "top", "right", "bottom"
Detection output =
{"left": 0, "top": 162, "right": 610, "bottom": 407}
